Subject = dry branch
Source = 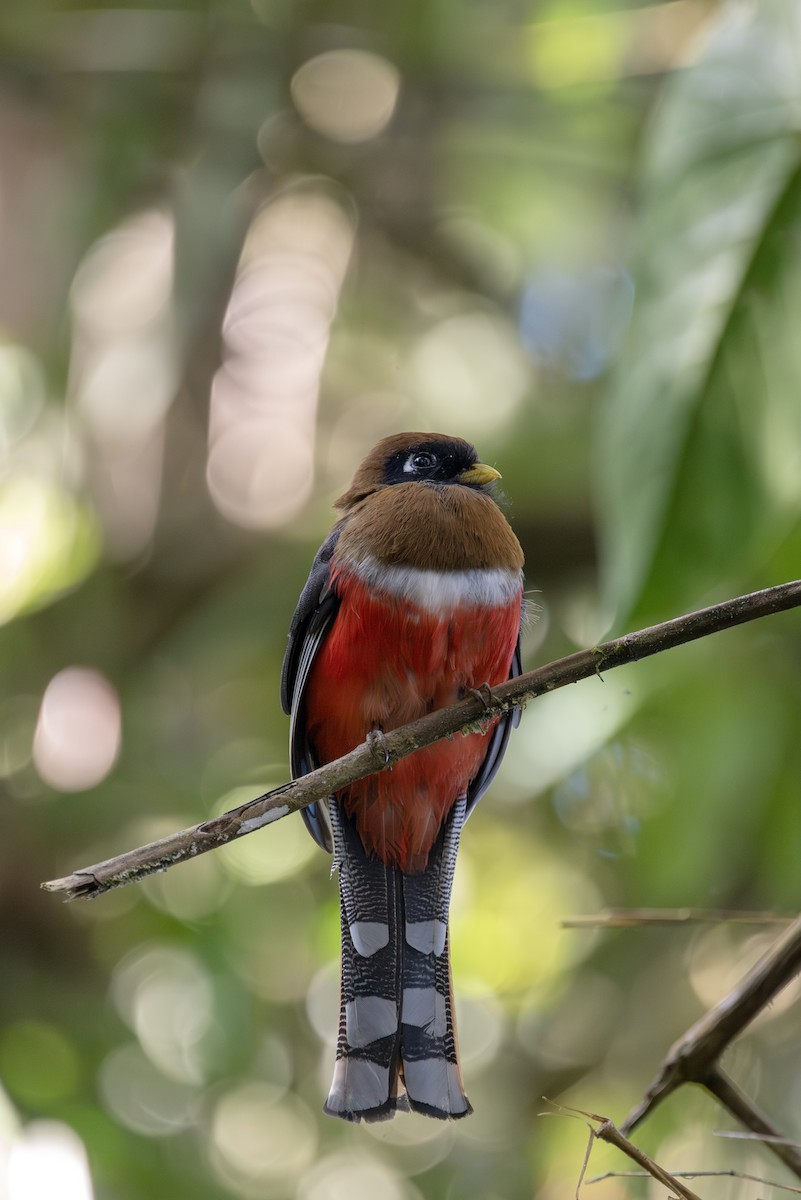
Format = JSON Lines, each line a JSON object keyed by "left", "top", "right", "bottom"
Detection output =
{"left": 622, "top": 911, "right": 801, "bottom": 1177}
{"left": 42, "top": 579, "right": 801, "bottom": 901}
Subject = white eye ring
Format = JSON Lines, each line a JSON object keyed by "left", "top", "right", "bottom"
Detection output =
{"left": 405, "top": 451, "right": 437, "bottom": 473}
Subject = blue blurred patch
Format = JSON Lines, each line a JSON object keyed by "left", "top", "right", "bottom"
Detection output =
{"left": 520, "top": 265, "right": 634, "bottom": 380}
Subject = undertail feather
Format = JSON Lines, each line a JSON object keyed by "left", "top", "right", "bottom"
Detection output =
{"left": 325, "top": 797, "right": 470, "bottom": 1123}
{"left": 400, "top": 796, "right": 470, "bottom": 1119}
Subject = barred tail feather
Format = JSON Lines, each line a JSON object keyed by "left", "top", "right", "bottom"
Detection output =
{"left": 400, "top": 797, "right": 470, "bottom": 1119}
{"left": 325, "top": 800, "right": 402, "bottom": 1122}
{"left": 324, "top": 798, "right": 470, "bottom": 1123}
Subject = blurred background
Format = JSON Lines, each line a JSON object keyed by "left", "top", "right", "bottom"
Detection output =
{"left": 2, "top": 0, "right": 801, "bottom": 1196}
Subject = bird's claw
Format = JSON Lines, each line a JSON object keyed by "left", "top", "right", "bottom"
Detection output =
{"left": 366, "top": 728, "right": 391, "bottom": 766}
{"left": 467, "top": 683, "right": 495, "bottom": 710}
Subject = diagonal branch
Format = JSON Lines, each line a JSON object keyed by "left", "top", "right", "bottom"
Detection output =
{"left": 42, "top": 579, "right": 801, "bottom": 902}
{"left": 707, "top": 1069, "right": 801, "bottom": 1178}
{"left": 621, "top": 908, "right": 801, "bottom": 1177}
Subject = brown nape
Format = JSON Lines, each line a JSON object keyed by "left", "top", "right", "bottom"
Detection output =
{"left": 335, "top": 481, "right": 524, "bottom": 572}
{"left": 336, "top": 432, "right": 476, "bottom": 509}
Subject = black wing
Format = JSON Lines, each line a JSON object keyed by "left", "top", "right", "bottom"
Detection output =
{"left": 281, "top": 525, "right": 343, "bottom": 852}
{"left": 465, "top": 636, "right": 523, "bottom": 819}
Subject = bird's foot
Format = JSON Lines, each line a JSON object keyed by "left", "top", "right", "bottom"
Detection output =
{"left": 466, "top": 683, "right": 495, "bottom": 710}
{"left": 366, "top": 728, "right": 391, "bottom": 767}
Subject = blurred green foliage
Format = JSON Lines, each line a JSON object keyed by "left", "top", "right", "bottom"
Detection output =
{"left": 1, "top": 0, "right": 801, "bottom": 1197}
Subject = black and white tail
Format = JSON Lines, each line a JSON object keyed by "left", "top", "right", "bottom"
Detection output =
{"left": 324, "top": 797, "right": 471, "bottom": 1122}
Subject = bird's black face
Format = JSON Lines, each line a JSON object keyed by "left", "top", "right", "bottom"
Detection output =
{"left": 382, "top": 439, "right": 481, "bottom": 487}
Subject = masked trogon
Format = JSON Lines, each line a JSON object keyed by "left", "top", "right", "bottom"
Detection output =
{"left": 281, "top": 432, "right": 524, "bottom": 1121}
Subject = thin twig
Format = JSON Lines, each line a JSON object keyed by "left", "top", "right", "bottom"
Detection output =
{"left": 716, "top": 1130, "right": 801, "bottom": 1148}
{"left": 587, "top": 1170, "right": 801, "bottom": 1195}
{"left": 562, "top": 908, "right": 791, "bottom": 929}
{"left": 42, "top": 579, "right": 801, "bottom": 900}
{"left": 592, "top": 1118, "right": 705, "bottom": 1200}
{"left": 543, "top": 1100, "right": 705, "bottom": 1200}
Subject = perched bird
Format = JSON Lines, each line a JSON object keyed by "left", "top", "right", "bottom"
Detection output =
{"left": 281, "top": 432, "right": 524, "bottom": 1122}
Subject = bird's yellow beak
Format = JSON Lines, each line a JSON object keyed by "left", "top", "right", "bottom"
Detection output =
{"left": 458, "top": 462, "right": 502, "bottom": 486}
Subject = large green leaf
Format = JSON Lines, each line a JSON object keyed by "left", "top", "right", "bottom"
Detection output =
{"left": 598, "top": 0, "right": 801, "bottom": 624}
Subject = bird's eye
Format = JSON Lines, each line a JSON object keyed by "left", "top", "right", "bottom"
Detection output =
{"left": 406, "top": 451, "right": 437, "bottom": 473}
